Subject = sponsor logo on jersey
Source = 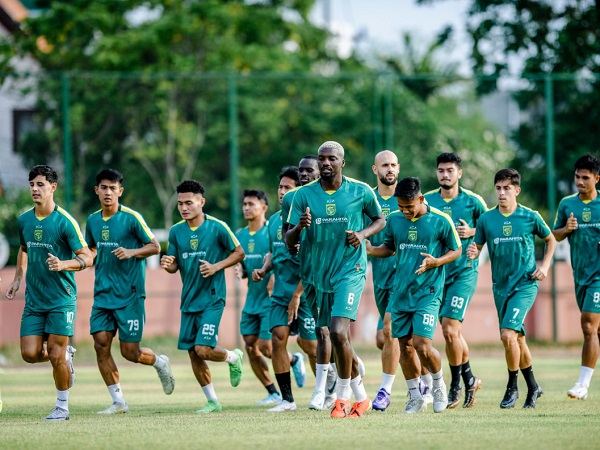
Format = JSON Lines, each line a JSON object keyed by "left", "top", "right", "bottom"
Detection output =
{"left": 248, "top": 241, "right": 255, "bottom": 253}
{"left": 583, "top": 210, "right": 591, "bottom": 222}
{"left": 190, "top": 239, "right": 199, "bottom": 250}
{"left": 34, "top": 229, "right": 43, "bottom": 241}
{"left": 102, "top": 229, "right": 110, "bottom": 241}
{"left": 326, "top": 203, "right": 336, "bottom": 216}
{"left": 503, "top": 224, "right": 512, "bottom": 236}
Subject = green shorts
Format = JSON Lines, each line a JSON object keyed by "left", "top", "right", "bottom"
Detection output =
{"left": 178, "top": 299, "right": 225, "bottom": 351}
{"left": 302, "top": 282, "right": 318, "bottom": 320}
{"left": 20, "top": 303, "right": 76, "bottom": 337}
{"left": 316, "top": 277, "right": 365, "bottom": 328}
{"left": 390, "top": 295, "right": 441, "bottom": 340}
{"left": 494, "top": 284, "right": 537, "bottom": 334}
{"left": 240, "top": 309, "right": 271, "bottom": 340}
{"left": 90, "top": 298, "right": 146, "bottom": 343}
{"left": 270, "top": 297, "right": 316, "bottom": 340}
{"left": 575, "top": 282, "right": 600, "bottom": 314}
{"left": 374, "top": 286, "right": 392, "bottom": 330}
{"left": 440, "top": 269, "right": 477, "bottom": 321}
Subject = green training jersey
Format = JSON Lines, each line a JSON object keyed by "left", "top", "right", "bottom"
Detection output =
{"left": 284, "top": 187, "right": 313, "bottom": 285}
{"left": 424, "top": 187, "right": 488, "bottom": 281}
{"left": 268, "top": 210, "right": 301, "bottom": 300}
{"left": 18, "top": 205, "right": 87, "bottom": 311}
{"left": 236, "top": 224, "right": 271, "bottom": 314}
{"left": 86, "top": 205, "right": 155, "bottom": 308}
{"left": 383, "top": 206, "right": 461, "bottom": 309}
{"left": 554, "top": 193, "right": 600, "bottom": 286}
{"left": 167, "top": 214, "right": 240, "bottom": 313}
{"left": 474, "top": 204, "right": 551, "bottom": 297}
{"left": 369, "top": 188, "right": 398, "bottom": 289}
{"left": 289, "top": 177, "right": 382, "bottom": 293}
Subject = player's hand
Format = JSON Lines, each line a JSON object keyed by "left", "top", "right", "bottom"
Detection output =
{"left": 287, "top": 244, "right": 300, "bottom": 255}
{"left": 466, "top": 242, "right": 480, "bottom": 260}
{"left": 112, "top": 247, "right": 135, "bottom": 260}
{"left": 160, "top": 255, "right": 176, "bottom": 269}
{"left": 365, "top": 239, "right": 373, "bottom": 255}
{"left": 46, "top": 253, "right": 64, "bottom": 272}
{"left": 531, "top": 266, "right": 549, "bottom": 281}
{"left": 252, "top": 268, "right": 266, "bottom": 282}
{"left": 565, "top": 212, "right": 578, "bottom": 232}
{"left": 5, "top": 279, "right": 20, "bottom": 300}
{"left": 416, "top": 252, "right": 437, "bottom": 275}
{"left": 199, "top": 259, "right": 218, "bottom": 277}
{"left": 299, "top": 207, "right": 311, "bottom": 229}
{"left": 345, "top": 230, "right": 365, "bottom": 248}
{"left": 288, "top": 295, "right": 300, "bottom": 324}
{"left": 456, "top": 219, "right": 475, "bottom": 239}
{"left": 235, "top": 263, "right": 244, "bottom": 280}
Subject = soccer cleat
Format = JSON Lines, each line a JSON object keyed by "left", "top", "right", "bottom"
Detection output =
{"left": 324, "top": 391, "right": 337, "bottom": 410}
{"left": 44, "top": 406, "right": 70, "bottom": 421}
{"left": 267, "top": 400, "right": 297, "bottom": 412}
{"left": 372, "top": 388, "right": 391, "bottom": 412}
{"left": 97, "top": 402, "right": 129, "bottom": 415}
{"left": 196, "top": 400, "right": 222, "bottom": 414}
{"left": 523, "top": 385, "right": 543, "bottom": 409}
{"left": 447, "top": 384, "right": 463, "bottom": 409}
{"left": 291, "top": 352, "right": 306, "bottom": 388}
{"left": 257, "top": 392, "right": 282, "bottom": 405}
{"left": 500, "top": 387, "right": 519, "bottom": 409}
{"left": 463, "top": 377, "right": 482, "bottom": 408}
{"left": 309, "top": 390, "right": 325, "bottom": 410}
{"left": 357, "top": 356, "right": 366, "bottom": 377}
{"left": 330, "top": 399, "right": 349, "bottom": 418}
{"left": 66, "top": 345, "right": 76, "bottom": 388}
{"left": 348, "top": 398, "right": 372, "bottom": 418}
{"left": 432, "top": 385, "right": 448, "bottom": 413}
{"left": 229, "top": 349, "right": 244, "bottom": 387}
{"left": 420, "top": 379, "right": 433, "bottom": 406}
{"left": 567, "top": 382, "right": 588, "bottom": 400}
{"left": 404, "top": 397, "right": 426, "bottom": 414}
{"left": 156, "top": 355, "right": 175, "bottom": 395}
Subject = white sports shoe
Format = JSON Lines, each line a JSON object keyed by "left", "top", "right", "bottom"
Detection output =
{"left": 309, "top": 390, "right": 325, "bottom": 410}
{"left": 44, "top": 406, "right": 70, "bottom": 421}
{"left": 324, "top": 391, "right": 337, "bottom": 410}
{"left": 567, "top": 382, "right": 588, "bottom": 400}
{"left": 357, "top": 356, "right": 366, "bottom": 377}
{"left": 256, "top": 392, "right": 282, "bottom": 405}
{"left": 267, "top": 400, "right": 297, "bottom": 412}
{"left": 66, "top": 345, "right": 76, "bottom": 388}
{"left": 432, "top": 384, "right": 448, "bottom": 413}
{"left": 98, "top": 402, "right": 129, "bottom": 415}
{"left": 155, "top": 355, "right": 175, "bottom": 395}
{"left": 404, "top": 397, "right": 426, "bottom": 414}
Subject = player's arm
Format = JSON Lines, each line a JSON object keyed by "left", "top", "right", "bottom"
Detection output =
{"left": 416, "top": 246, "right": 462, "bottom": 275}
{"left": 366, "top": 240, "right": 395, "bottom": 258}
{"left": 531, "top": 233, "right": 556, "bottom": 281}
{"left": 552, "top": 212, "right": 577, "bottom": 242}
{"left": 5, "top": 246, "right": 27, "bottom": 299}
{"left": 199, "top": 245, "right": 245, "bottom": 278}
{"left": 347, "top": 213, "right": 386, "bottom": 248}
{"left": 288, "top": 280, "right": 304, "bottom": 324}
{"left": 466, "top": 242, "right": 483, "bottom": 259}
{"left": 252, "top": 252, "right": 272, "bottom": 281}
{"left": 456, "top": 219, "right": 476, "bottom": 239}
{"left": 46, "top": 246, "right": 94, "bottom": 272}
{"left": 160, "top": 254, "right": 178, "bottom": 273}
{"left": 112, "top": 237, "right": 160, "bottom": 260}
{"left": 286, "top": 207, "right": 311, "bottom": 249}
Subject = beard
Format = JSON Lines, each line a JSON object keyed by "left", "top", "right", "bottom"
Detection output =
{"left": 379, "top": 173, "right": 397, "bottom": 186}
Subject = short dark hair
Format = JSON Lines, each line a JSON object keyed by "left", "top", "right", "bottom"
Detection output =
{"left": 95, "top": 168, "right": 123, "bottom": 185}
{"left": 437, "top": 152, "right": 462, "bottom": 168}
{"left": 574, "top": 154, "right": 600, "bottom": 175}
{"left": 279, "top": 166, "right": 301, "bottom": 186}
{"left": 299, "top": 155, "right": 318, "bottom": 163}
{"left": 176, "top": 180, "right": 205, "bottom": 195}
{"left": 243, "top": 189, "right": 268, "bottom": 206}
{"left": 394, "top": 177, "right": 421, "bottom": 201}
{"left": 494, "top": 168, "right": 520, "bottom": 186}
{"left": 29, "top": 165, "right": 58, "bottom": 183}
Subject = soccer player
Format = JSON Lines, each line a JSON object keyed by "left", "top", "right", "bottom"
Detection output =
{"left": 86, "top": 169, "right": 175, "bottom": 414}
{"left": 4, "top": 165, "right": 93, "bottom": 421}
{"left": 253, "top": 167, "right": 317, "bottom": 412}
{"left": 287, "top": 141, "right": 386, "bottom": 418}
{"left": 160, "top": 180, "right": 245, "bottom": 413}
{"left": 368, "top": 177, "right": 460, "bottom": 414}
{"left": 424, "top": 153, "right": 487, "bottom": 409}
{"left": 553, "top": 154, "right": 600, "bottom": 400}
{"left": 467, "top": 168, "right": 555, "bottom": 409}
{"left": 236, "top": 189, "right": 282, "bottom": 405}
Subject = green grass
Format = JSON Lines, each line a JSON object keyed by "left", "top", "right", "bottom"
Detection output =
{"left": 0, "top": 340, "right": 597, "bottom": 450}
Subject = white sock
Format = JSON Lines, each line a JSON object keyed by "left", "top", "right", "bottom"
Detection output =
{"left": 431, "top": 370, "right": 445, "bottom": 388}
{"left": 330, "top": 362, "right": 338, "bottom": 377}
{"left": 337, "top": 377, "right": 351, "bottom": 401}
{"left": 225, "top": 350, "right": 239, "bottom": 364}
{"left": 380, "top": 373, "right": 396, "bottom": 394}
{"left": 577, "top": 366, "right": 595, "bottom": 387}
{"left": 202, "top": 383, "right": 218, "bottom": 402}
{"left": 315, "top": 363, "right": 329, "bottom": 392}
{"left": 153, "top": 355, "right": 166, "bottom": 370}
{"left": 56, "top": 389, "right": 69, "bottom": 411}
{"left": 108, "top": 383, "right": 126, "bottom": 405}
{"left": 350, "top": 375, "right": 367, "bottom": 402}
{"left": 422, "top": 372, "right": 433, "bottom": 389}
{"left": 406, "top": 378, "right": 422, "bottom": 400}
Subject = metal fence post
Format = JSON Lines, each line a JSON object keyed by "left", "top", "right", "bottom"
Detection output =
{"left": 545, "top": 74, "right": 557, "bottom": 342}
{"left": 61, "top": 73, "right": 72, "bottom": 211}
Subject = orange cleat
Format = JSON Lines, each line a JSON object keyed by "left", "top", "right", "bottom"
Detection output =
{"left": 330, "top": 399, "right": 349, "bottom": 418}
{"left": 348, "top": 398, "right": 372, "bottom": 418}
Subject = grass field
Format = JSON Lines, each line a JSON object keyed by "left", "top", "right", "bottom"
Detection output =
{"left": 0, "top": 339, "right": 597, "bottom": 450}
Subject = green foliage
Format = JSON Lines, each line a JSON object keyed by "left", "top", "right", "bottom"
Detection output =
{"left": 0, "top": 190, "right": 34, "bottom": 264}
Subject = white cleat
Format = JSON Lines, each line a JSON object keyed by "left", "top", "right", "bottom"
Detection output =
{"left": 309, "top": 390, "right": 325, "bottom": 410}
{"left": 267, "top": 400, "right": 297, "bottom": 412}
{"left": 567, "top": 382, "right": 588, "bottom": 400}
{"left": 66, "top": 345, "right": 76, "bottom": 388}
{"left": 432, "top": 384, "right": 448, "bottom": 413}
{"left": 156, "top": 355, "right": 175, "bottom": 395}
{"left": 44, "top": 406, "right": 70, "bottom": 421}
{"left": 404, "top": 397, "right": 426, "bottom": 414}
{"left": 324, "top": 391, "right": 337, "bottom": 410}
{"left": 98, "top": 402, "right": 129, "bottom": 415}
{"left": 256, "top": 392, "right": 282, "bottom": 405}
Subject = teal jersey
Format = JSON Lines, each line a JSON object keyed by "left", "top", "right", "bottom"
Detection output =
{"left": 236, "top": 224, "right": 271, "bottom": 314}
{"left": 424, "top": 187, "right": 488, "bottom": 281}
{"left": 369, "top": 189, "right": 398, "bottom": 289}
{"left": 383, "top": 206, "right": 461, "bottom": 309}
{"left": 268, "top": 210, "right": 301, "bottom": 300}
{"left": 284, "top": 187, "right": 313, "bottom": 284}
{"left": 289, "top": 177, "right": 382, "bottom": 293}
{"left": 553, "top": 193, "right": 600, "bottom": 286}
{"left": 474, "top": 205, "right": 551, "bottom": 297}
{"left": 86, "top": 205, "right": 155, "bottom": 308}
{"left": 167, "top": 215, "right": 240, "bottom": 313}
{"left": 18, "top": 205, "right": 87, "bottom": 311}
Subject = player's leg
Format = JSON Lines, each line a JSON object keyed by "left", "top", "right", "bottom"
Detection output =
{"left": 270, "top": 323, "right": 297, "bottom": 412}
{"left": 188, "top": 349, "right": 221, "bottom": 413}
{"left": 20, "top": 307, "right": 49, "bottom": 363}
{"left": 297, "top": 298, "right": 317, "bottom": 376}
{"left": 373, "top": 311, "right": 399, "bottom": 412}
{"left": 309, "top": 287, "right": 335, "bottom": 410}
{"left": 255, "top": 335, "right": 281, "bottom": 405}
{"left": 243, "top": 332, "right": 278, "bottom": 403}
{"left": 44, "top": 333, "right": 71, "bottom": 421}
{"left": 397, "top": 330, "right": 426, "bottom": 414}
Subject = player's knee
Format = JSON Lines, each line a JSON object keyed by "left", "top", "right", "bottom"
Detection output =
{"left": 376, "top": 335, "right": 384, "bottom": 350}
{"left": 121, "top": 347, "right": 141, "bottom": 363}
{"left": 93, "top": 339, "right": 111, "bottom": 357}
{"left": 194, "top": 345, "right": 212, "bottom": 360}
{"left": 500, "top": 330, "right": 518, "bottom": 346}
{"left": 442, "top": 326, "right": 459, "bottom": 343}
{"left": 581, "top": 319, "right": 598, "bottom": 337}
{"left": 329, "top": 329, "right": 348, "bottom": 346}
{"left": 316, "top": 327, "right": 329, "bottom": 342}
{"left": 21, "top": 349, "right": 39, "bottom": 364}
{"left": 259, "top": 342, "right": 272, "bottom": 358}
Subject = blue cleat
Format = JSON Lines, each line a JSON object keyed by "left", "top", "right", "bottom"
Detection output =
{"left": 291, "top": 352, "right": 306, "bottom": 388}
{"left": 372, "top": 388, "right": 391, "bottom": 411}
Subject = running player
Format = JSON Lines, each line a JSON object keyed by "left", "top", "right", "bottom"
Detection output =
{"left": 5, "top": 165, "right": 93, "bottom": 421}
{"left": 86, "top": 169, "right": 175, "bottom": 415}
{"left": 468, "top": 168, "right": 555, "bottom": 409}
{"left": 424, "top": 153, "right": 487, "bottom": 408}
{"left": 160, "top": 180, "right": 245, "bottom": 413}
{"left": 553, "top": 154, "right": 600, "bottom": 400}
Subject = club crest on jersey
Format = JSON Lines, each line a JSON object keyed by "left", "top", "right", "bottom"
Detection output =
{"left": 583, "top": 210, "right": 591, "bottom": 222}
{"left": 102, "top": 229, "right": 110, "bottom": 241}
{"left": 503, "top": 224, "right": 512, "bottom": 236}
{"left": 277, "top": 228, "right": 282, "bottom": 240}
{"left": 408, "top": 229, "right": 417, "bottom": 242}
{"left": 382, "top": 207, "right": 391, "bottom": 218}
{"left": 326, "top": 203, "right": 336, "bottom": 216}
{"left": 34, "top": 229, "right": 43, "bottom": 241}
{"left": 190, "top": 239, "right": 199, "bottom": 250}
{"left": 443, "top": 207, "right": 452, "bottom": 217}
{"left": 248, "top": 241, "right": 255, "bottom": 253}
